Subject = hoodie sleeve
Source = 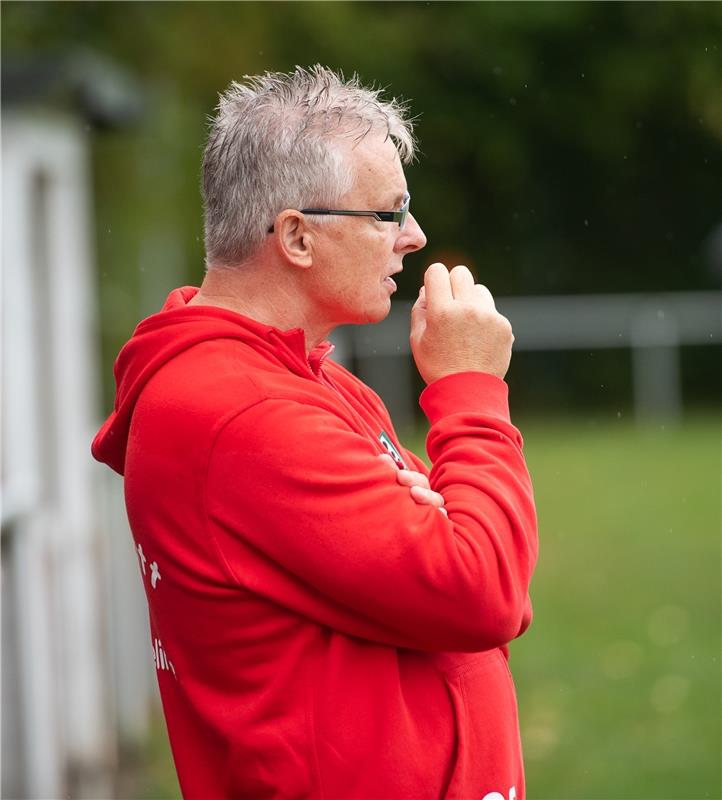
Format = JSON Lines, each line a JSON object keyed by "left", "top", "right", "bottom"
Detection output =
{"left": 204, "top": 371, "right": 538, "bottom": 653}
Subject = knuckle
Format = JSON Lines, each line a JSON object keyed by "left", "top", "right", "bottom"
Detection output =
{"left": 434, "top": 306, "right": 453, "bottom": 324}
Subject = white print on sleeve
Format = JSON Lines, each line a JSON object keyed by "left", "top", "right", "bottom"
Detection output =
{"left": 150, "top": 561, "right": 162, "bottom": 589}
{"left": 135, "top": 541, "right": 164, "bottom": 591}
{"left": 136, "top": 542, "right": 147, "bottom": 575}
{"left": 482, "top": 787, "right": 516, "bottom": 800}
{"left": 152, "top": 638, "right": 176, "bottom": 678}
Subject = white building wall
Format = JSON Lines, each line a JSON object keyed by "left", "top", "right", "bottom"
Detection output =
{"left": 2, "top": 110, "right": 114, "bottom": 798}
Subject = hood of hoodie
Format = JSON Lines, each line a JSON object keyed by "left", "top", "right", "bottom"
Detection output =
{"left": 91, "top": 286, "right": 333, "bottom": 476}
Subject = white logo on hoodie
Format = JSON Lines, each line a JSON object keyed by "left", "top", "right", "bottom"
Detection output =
{"left": 482, "top": 787, "right": 516, "bottom": 800}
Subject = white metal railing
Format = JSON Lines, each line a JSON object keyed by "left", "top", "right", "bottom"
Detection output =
{"left": 333, "top": 291, "right": 721, "bottom": 424}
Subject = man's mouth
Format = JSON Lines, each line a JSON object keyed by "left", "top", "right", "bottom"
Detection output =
{"left": 384, "top": 268, "right": 402, "bottom": 292}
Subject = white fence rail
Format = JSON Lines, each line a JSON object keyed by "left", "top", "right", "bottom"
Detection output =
{"left": 334, "top": 291, "right": 721, "bottom": 425}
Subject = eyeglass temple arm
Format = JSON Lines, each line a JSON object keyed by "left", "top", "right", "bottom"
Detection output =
{"left": 300, "top": 209, "right": 380, "bottom": 219}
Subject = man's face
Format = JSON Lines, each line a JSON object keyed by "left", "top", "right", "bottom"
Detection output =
{"left": 307, "top": 134, "right": 427, "bottom": 328}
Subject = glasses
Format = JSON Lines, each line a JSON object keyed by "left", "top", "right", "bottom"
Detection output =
{"left": 268, "top": 192, "right": 410, "bottom": 233}
{"left": 302, "top": 192, "right": 411, "bottom": 229}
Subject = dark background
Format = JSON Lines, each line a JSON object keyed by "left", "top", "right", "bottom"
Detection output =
{"left": 4, "top": 1, "right": 721, "bottom": 414}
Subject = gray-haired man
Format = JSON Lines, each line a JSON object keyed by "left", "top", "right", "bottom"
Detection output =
{"left": 93, "top": 66, "right": 538, "bottom": 799}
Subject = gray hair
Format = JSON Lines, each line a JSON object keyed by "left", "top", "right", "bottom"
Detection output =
{"left": 202, "top": 65, "right": 417, "bottom": 268}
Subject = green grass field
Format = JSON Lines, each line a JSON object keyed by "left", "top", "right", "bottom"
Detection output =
{"left": 130, "top": 413, "right": 721, "bottom": 800}
{"left": 508, "top": 413, "right": 721, "bottom": 800}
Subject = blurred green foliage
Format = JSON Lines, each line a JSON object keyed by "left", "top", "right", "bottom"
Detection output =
{"left": 4, "top": 2, "right": 721, "bottom": 403}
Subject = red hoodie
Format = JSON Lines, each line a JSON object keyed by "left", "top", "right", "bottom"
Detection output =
{"left": 92, "top": 286, "right": 538, "bottom": 800}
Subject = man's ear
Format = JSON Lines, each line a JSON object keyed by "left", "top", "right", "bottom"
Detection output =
{"left": 272, "top": 210, "right": 314, "bottom": 269}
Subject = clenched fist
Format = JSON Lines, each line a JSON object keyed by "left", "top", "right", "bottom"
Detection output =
{"left": 410, "top": 263, "right": 514, "bottom": 385}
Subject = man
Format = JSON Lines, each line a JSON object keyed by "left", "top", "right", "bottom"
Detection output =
{"left": 93, "top": 66, "right": 538, "bottom": 800}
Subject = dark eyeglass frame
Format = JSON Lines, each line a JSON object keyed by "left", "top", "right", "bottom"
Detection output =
{"left": 268, "top": 192, "right": 410, "bottom": 234}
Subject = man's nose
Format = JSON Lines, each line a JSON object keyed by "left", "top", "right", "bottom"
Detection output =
{"left": 396, "top": 213, "right": 427, "bottom": 254}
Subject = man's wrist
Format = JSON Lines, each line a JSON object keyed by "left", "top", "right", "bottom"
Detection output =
{"left": 419, "top": 371, "right": 510, "bottom": 424}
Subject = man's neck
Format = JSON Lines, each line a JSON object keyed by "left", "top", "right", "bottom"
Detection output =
{"left": 189, "top": 264, "right": 332, "bottom": 355}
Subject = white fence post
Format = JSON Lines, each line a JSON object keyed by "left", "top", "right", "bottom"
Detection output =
{"left": 630, "top": 307, "right": 682, "bottom": 421}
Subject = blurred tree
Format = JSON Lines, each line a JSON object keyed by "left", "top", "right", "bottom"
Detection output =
{"left": 3, "top": 1, "right": 720, "bottom": 403}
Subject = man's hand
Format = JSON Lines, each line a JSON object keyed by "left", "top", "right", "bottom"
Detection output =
{"left": 410, "top": 263, "right": 514, "bottom": 385}
{"left": 378, "top": 454, "right": 447, "bottom": 516}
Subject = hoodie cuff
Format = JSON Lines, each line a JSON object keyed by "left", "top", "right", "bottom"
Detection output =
{"left": 419, "top": 371, "right": 510, "bottom": 425}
